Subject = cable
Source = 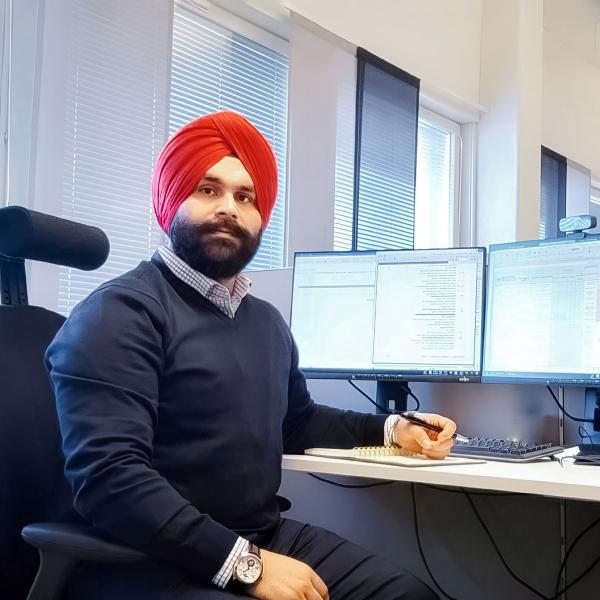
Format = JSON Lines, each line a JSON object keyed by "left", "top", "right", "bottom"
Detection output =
{"left": 553, "top": 516, "right": 600, "bottom": 598}
{"left": 347, "top": 379, "right": 420, "bottom": 413}
{"left": 307, "top": 472, "right": 396, "bottom": 489}
{"left": 553, "top": 554, "right": 600, "bottom": 598}
{"left": 421, "top": 480, "right": 600, "bottom": 598}
{"left": 579, "top": 425, "right": 594, "bottom": 445}
{"left": 411, "top": 484, "right": 458, "bottom": 600}
{"left": 347, "top": 379, "right": 391, "bottom": 414}
{"left": 581, "top": 391, "right": 599, "bottom": 443}
{"left": 404, "top": 385, "right": 421, "bottom": 411}
{"left": 420, "top": 491, "right": 600, "bottom": 600}
{"left": 546, "top": 386, "right": 592, "bottom": 423}
{"left": 461, "top": 490, "right": 549, "bottom": 599}
{"left": 308, "top": 470, "right": 600, "bottom": 598}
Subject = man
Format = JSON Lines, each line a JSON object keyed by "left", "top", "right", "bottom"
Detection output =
{"left": 47, "top": 111, "right": 456, "bottom": 600}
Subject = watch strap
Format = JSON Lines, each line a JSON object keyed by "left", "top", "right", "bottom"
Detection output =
{"left": 248, "top": 543, "right": 261, "bottom": 558}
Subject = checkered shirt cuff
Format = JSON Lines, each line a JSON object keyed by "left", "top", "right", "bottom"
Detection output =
{"left": 212, "top": 537, "right": 250, "bottom": 588}
{"left": 384, "top": 414, "right": 402, "bottom": 447}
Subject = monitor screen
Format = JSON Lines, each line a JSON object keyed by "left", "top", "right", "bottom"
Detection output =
{"left": 290, "top": 247, "right": 485, "bottom": 383}
{"left": 482, "top": 235, "right": 600, "bottom": 384}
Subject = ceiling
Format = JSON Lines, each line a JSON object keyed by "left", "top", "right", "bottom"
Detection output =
{"left": 544, "top": 0, "right": 600, "bottom": 68}
{"left": 212, "top": 0, "right": 600, "bottom": 69}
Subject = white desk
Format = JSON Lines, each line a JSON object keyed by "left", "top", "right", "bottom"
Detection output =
{"left": 282, "top": 451, "right": 600, "bottom": 502}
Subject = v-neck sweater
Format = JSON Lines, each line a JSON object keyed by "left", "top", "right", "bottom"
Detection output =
{"left": 46, "top": 253, "right": 387, "bottom": 583}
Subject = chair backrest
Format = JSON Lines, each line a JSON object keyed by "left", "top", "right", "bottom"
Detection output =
{"left": 0, "top": 305, "right": 74, "bottom": 598}
{"left": 0, "top": 206, "right": 110, "bottom": 599}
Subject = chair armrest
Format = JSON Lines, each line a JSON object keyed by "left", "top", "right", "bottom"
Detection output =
{"left": 22, "top": 522, "right": 146, "bottom": 563}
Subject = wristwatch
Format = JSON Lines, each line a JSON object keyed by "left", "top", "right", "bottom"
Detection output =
{"left": 232, "top": 543, "right": 263, "bottom": 585}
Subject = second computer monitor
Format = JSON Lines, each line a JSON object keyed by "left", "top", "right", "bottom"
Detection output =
{"left": 290, "top": 247, "right": 485, "bottom": 383}
{"left": 483, "top": 235, "right": 600, "bottom": 385}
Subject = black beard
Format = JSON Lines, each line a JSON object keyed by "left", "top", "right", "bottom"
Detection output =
{"left": 169, "top": 214, "right": 261, "bottom": 280}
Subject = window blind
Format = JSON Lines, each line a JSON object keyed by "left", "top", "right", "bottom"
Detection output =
{"left": 58, "top": 0, "right": 170, "bottom": 315}
{"left": 540, "top": 146, "right": 566, "bottom": 239}
{"left": 353, "top": 48, "right": 419, "bottom": 251}
{"left": 414, "top": 114, "right": 456, "bottom": 249}
{"left": 335, "top": 117, "right": 457, "bottom": 251}
{"left": 334, "top": 57, "right": 457, "bottom": 251}
{"left": 333, "top": 61, "right": 356, "bottom": 251}
{"left": 170, "top": 2, "right": 288, "bottom": 270}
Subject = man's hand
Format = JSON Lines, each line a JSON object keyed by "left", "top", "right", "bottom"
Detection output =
{"left": 248, "top": 549, "right": 329, "bottom": 600}
{"left": 393, "top": 413, "right": 456, "bottom": 459}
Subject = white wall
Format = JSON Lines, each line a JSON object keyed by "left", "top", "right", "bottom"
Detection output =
{"left": 543, "top": 30, "right": 600, "bottom": 180}
{"left": 284, "top": 0, "right": 482, "bottom": 108}
{"left": 286, "top": 17, "right": 342, "bottom": 263}
{"left": 285, "top": 0, "right": 599, "bottom": 246}
{"left": 517, "top": 0, "right": 544, "bottom": 241}
{"left": 476, "top": 0, "right": 543, "bottom": 246}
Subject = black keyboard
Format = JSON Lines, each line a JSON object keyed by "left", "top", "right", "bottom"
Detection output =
{"left": 451, "top": 437, "right": 566, "bottom": 462}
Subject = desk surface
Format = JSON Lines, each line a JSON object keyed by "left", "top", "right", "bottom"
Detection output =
{"left": 282, "top": 450, "right": 600, "bottom": 502}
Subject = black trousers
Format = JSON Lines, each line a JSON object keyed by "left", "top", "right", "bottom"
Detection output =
{"left": 69, "top": 518, "right": 438, "bottom": 600}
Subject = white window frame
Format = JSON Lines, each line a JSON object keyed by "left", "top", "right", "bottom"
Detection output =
{"left": 591, "top": 178, "right": 600, "bottom": 233}
{"left": 182, "top": 0, "right": 288, "bottom": 56}
{"left": 416, "top": 105, "right": 462, "bottom": 248}
{"left": 592, "top": 179, "right": 600, "bottom": 205}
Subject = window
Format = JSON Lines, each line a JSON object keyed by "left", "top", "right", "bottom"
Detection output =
{"left": 334, "top": 103, "right": 460, "bottom": 251}
{"left": 591, "top": 180, "right": 600, "bottom": 207}
{"left": 0, "top": 0, "right": 8, "bottom": 202}
{"left": 539, "top": 146, "right": 566, "bottom": 240}
{"left": 170, "top": 1, "right": 289, "bottom": 270}
{"left": 57, "top": 0, "right": 170, "bottom": 315}
{"left": 50, "top": 1, "right": 288, "bottom": 315}
{"left": 590, "top": 180, "right": 600, "bottom": 233}
{"left": 353, "top": 48, "right": 420, "bottom": 251}
{"left": 333, "top": 62, "right": 356, "bottom": 251}
{"left": 414, "top": 108, "right": 460, "bottom": 249}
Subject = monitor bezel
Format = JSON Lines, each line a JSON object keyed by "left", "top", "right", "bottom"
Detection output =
{"left": 290, "top": 246, "right": 487, "bottom": 384}
{"left": 481, "top": 234, "right": 600, "bottom": 385}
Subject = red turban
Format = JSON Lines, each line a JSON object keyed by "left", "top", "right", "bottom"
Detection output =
{"left": 152, "top": 111, "right": 278, "bottom": 233}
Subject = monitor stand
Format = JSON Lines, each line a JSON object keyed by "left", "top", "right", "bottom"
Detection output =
{"left": 375, "top": 381, "right": 409, "bottom": 414}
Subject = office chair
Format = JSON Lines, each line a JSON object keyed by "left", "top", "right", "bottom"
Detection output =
{"left": 0, "top": 206, "right": 145, "bottom": 600}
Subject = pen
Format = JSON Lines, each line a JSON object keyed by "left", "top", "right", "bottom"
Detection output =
{"left": 399, "top": 411, "right": 470, "bottom": 444}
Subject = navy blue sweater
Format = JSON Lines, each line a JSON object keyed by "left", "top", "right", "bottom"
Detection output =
{"left": 46, "top": 254, "right": 386, "bottom": 583}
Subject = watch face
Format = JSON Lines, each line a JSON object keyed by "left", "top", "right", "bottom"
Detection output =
{"left": 235, "top": 554, "right": 262, "bottom": 584}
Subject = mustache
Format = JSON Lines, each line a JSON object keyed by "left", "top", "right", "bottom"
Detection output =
{"left": 192, "top": 218, "right": 250, "bottom": 238}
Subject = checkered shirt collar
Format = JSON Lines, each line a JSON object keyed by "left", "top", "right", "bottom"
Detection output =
{"left": 157, "top": 245, "right": 252, "bottom": 318}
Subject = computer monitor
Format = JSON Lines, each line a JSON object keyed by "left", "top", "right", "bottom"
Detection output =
{"left": 290, "top": 247, "right": 486, "bottom": 410}
{"left": 482, "top": 234, "right": 600, "bottom": 385}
